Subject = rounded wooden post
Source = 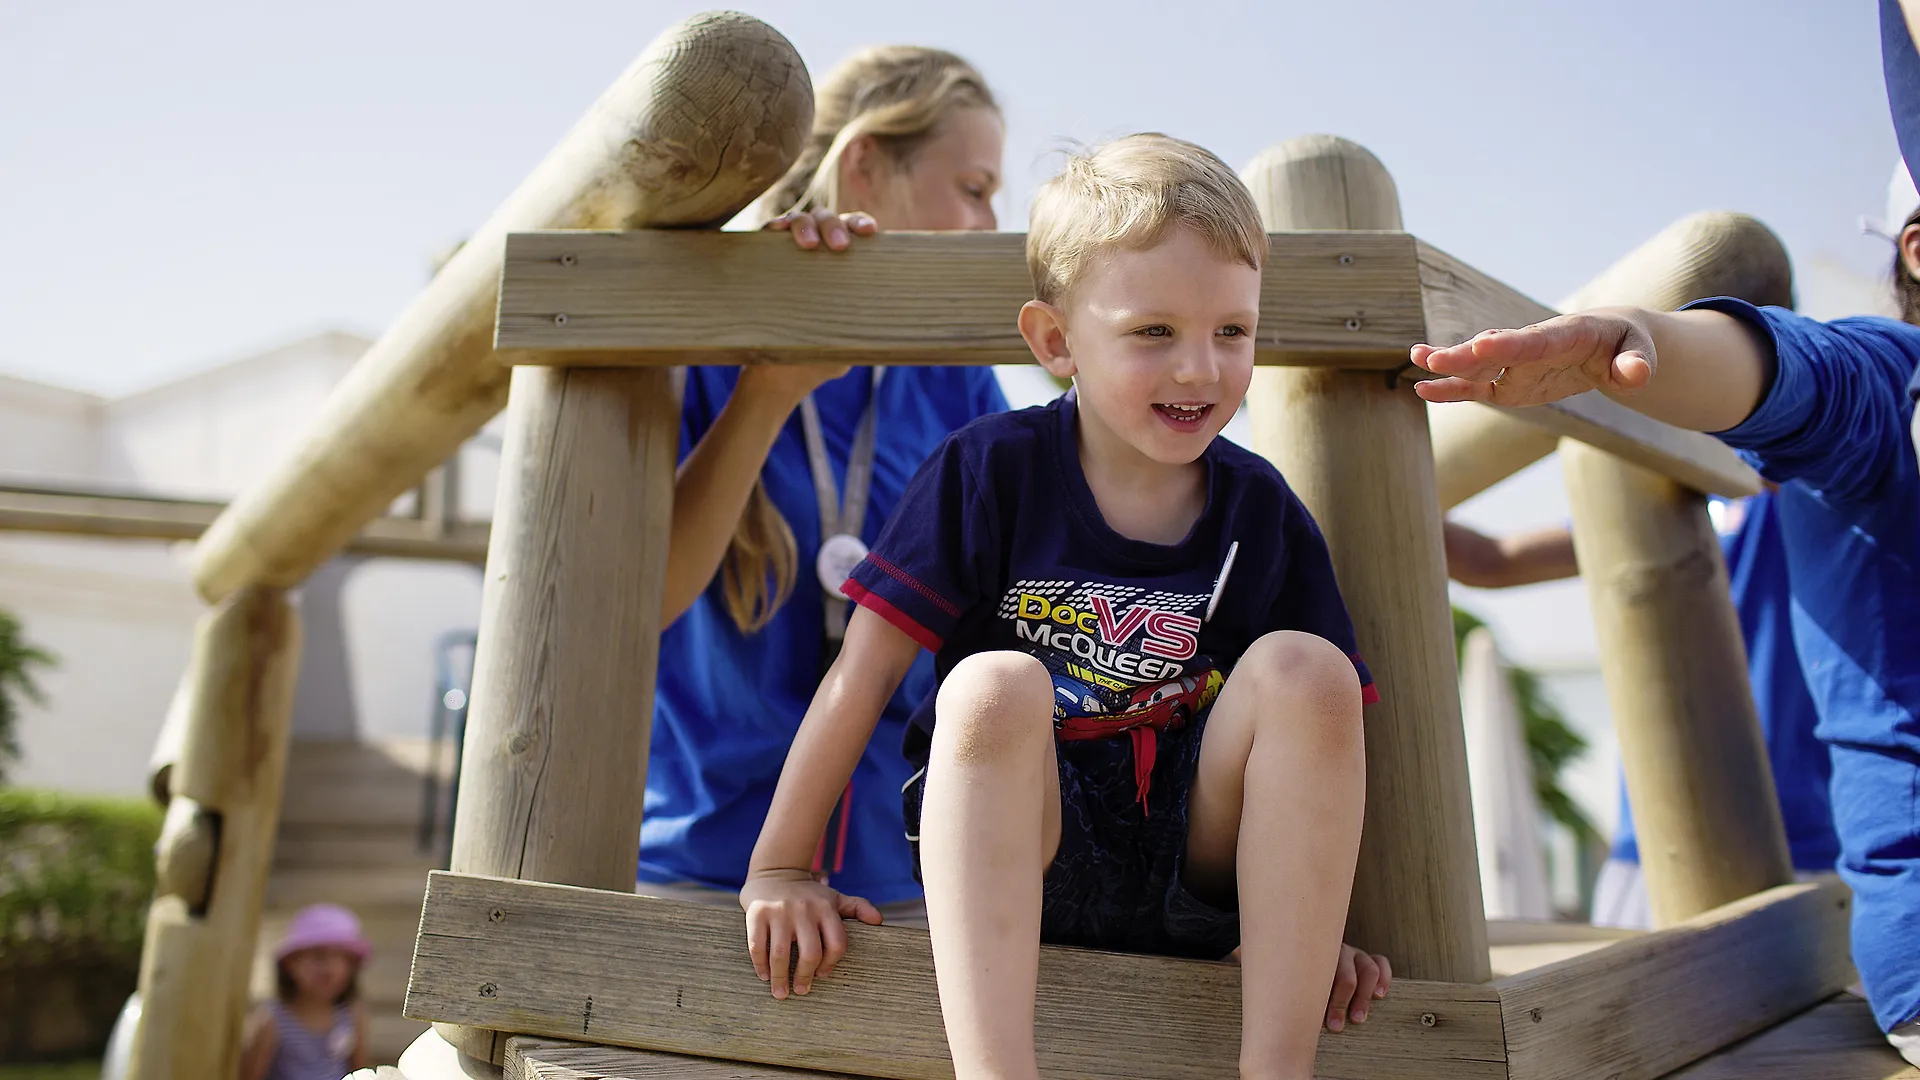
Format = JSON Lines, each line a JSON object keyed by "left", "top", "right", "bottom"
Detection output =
{"left": 127, "top": 588, "right": 301, "bottom": 1080}
{"left": 1562, "top": 442, "right": 1792, "bottom": 925}
{"left": 1242, "top": 135, "right": 1489, "bottom": 982}
{"left": 191, "top": 10, "right": 812, "bottom": 603}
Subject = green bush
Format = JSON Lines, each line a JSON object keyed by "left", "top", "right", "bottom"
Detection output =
{"left": 0, "top": 790, "right": 160, "bottom": 1061}
{"left": 0, "top": 607, "right": 56, "bottom": 784}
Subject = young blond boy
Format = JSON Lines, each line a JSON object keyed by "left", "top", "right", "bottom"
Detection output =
{"left": 742, "top": 134, "right": 1384, "bottom": 1078}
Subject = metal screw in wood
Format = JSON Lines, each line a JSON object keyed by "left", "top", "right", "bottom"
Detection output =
{"left": 1420, "top": 1013, "right": 1438, "bottom": 1028}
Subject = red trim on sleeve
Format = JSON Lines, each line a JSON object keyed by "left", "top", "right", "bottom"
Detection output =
{"left": 863, "top": 553, "right": 961, "bottom": 618}
{"left": 1351, "top": 653, "right": 1380, "bottom": 705}
{"left": 843, "top": 579, "right": 945, "bottom": 652}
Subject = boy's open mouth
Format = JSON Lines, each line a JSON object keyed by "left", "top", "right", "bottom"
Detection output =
{"left": 1152, "top": 402, "right": 1213, "bottom": 429}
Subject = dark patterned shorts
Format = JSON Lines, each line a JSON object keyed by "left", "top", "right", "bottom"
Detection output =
{"left": 902, "top": 707, "right": 1240, "bottom": 960}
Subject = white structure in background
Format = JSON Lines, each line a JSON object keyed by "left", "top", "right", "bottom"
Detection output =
{"left": 1462, "top": 626, "right": 1552, "bottom": 920}
{"left": 0, "top": 332, "right": 495, "bottom": 797}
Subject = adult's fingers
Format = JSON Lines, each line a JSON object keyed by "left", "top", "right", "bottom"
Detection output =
{"left": 1348, "top": 951, "right": 1381, "bottom": 1023}
{"left": 1414, "top": 376, "right": 1498, "bottom": 405}
{"left": 1327, "top": 949, "right": 1358, "bottom": 1033}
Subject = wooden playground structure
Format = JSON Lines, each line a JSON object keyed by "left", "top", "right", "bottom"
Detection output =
{"left": 108, "top": 10, "right": 1918, "bottom": 1080}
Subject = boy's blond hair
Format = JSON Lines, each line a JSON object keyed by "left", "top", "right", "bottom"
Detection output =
{"left": 1027, "top": 133, "right": 1267, "bottom": 305}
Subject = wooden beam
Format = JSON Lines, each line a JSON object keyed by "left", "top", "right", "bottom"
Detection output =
{"left": 128, "top": 589, "right": 301, "bottom": 1080}
{"left": 493, "top": 229, "right": 1428, "bottom": 368}
{"left": 406, "top": 872, "right": 1510, "bottom": 1080}
{"left": 1241, "top": 135, "right": 1490, "bottom": 985}
{"left": 0, "top": 484, "right": 490, "bottom": 563}
{"left": 1416, "top": 241, "right": 1761, "bottom": 499}
{"left": 1665, "top": 995, "right": 1920, "bottom": 1080}
{"left": 1562, "top": 442, "right": 1793, "bottom": 924}
{"left": 1496, "top": 879, "right": 1855, "bottom": 1080}
{"left": 188, "top": 11, "right": 813, "bottom": 603}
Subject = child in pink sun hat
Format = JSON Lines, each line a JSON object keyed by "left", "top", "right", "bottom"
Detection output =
{"left": 240, "top": 904, "right": 371, "bottom": 1080}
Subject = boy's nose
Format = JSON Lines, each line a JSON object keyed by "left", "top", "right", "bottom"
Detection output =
{"left": 1171, "top": 346, "right": 1221, "bottom": 384}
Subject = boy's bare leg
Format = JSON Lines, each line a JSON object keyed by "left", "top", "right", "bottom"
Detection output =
{"left": 1184, "top": 631, "right": 1365, "bottom": 1079}
{"left": 919, "top": 651, "right": 1063, "bottom": 1080}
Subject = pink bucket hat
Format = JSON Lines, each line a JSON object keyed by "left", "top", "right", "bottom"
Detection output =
{"left": 275, "top": 903, "right": 372, "bottom": 962}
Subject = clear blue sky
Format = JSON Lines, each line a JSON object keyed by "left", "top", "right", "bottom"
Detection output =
{"left": 0, "top": 0, "right": 1898, "bottom": 393}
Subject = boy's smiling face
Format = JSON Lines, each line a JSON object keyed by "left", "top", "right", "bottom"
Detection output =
{"left": 1020, "top": 226, "right": 1260, "bottom": 469}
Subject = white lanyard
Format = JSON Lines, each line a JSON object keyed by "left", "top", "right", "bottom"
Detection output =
{"left": 799, "top": 368, "right": 885, "bottom": 645}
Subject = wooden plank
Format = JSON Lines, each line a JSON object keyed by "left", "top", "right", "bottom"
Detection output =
{"left": 407, "top": 872, "right": 1509, "bottom": 1080}
{"left": 1497, "top": 879, "right": 1855, "bottom": 1080}
{"left": 1415, "top": 241, "right": 1762, "bottom": 499}
{"left": 506, "top": 1038, "right": 861, "bottom": 1080}
{"left": 1664, "top": 995, "right": 1919, "bottom": 1080}
{"left": 493, "top": 229, "right": 1428, "bottom": 368}
{"left": 0, "top": 483, "right": 490, "bottom": 563}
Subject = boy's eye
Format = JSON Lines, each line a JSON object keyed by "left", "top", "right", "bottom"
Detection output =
{"left": 1136, "top": 325, "right": 1172, "bottom": 338}
{"left": 1219, "top": 325, "right": 1248, "bottom": 338}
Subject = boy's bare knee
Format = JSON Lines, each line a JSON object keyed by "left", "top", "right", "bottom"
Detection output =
{"left": 934, "top": 651, "right": 1054, "bottom": 763}
{"left": 1236, "top": 631, "right": 1363, "bottom": 743}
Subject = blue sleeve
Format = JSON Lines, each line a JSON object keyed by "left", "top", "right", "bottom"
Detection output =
{"left": 1269, "top": 496, "right": 1378, "bottom": 703}
{"left": 1885, "top": 0, "right": 1920, "bottom": 181}
{"left": 1686, "top": 299, "right": 1920, "bottom": 505}
{"left": 676, "top": 367, "right": 737, "bottom": 467}
{"left": 973, "top": 368, "right": 1011, "bottom": 418}
{"left": 844, "top": 434, "right": 997, "bottom": 651}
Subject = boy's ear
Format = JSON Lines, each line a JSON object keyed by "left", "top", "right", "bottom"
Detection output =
{"left": 1019, "top": 300, "right": 1075, "bottom": 378}
{"left": 1902, "top": 222, "right": 1920, "bottom": 282}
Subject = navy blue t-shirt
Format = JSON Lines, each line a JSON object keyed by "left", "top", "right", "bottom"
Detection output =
{"left": 1610, "top": 489, "right": 1839, "bottom": 872}
{"left": 843, "top": 394, "right": 1376, "bottom": 773}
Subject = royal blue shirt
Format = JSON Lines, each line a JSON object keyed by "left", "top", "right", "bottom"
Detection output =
{"left": 842, "top": 395, "right": 1375, "bottom": 777}
{"left": 1885, "top": 0, "right": 1920, "bottom": 181}
{"left": 640, "top": 365, "right": 1007, "bottom": 906}
{"left": 1609, "top": 489, "right": 1839, "bottom": 871}
{"left": 1687, "top": 298, "right": 1920, "bottom": 1034}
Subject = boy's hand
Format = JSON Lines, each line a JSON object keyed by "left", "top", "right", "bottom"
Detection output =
{"left": 766, "top": 208, "right": 879, "bottom": 252}
{"left": 741, "top": 868, "right": 883, "bottom": 999}
{"left": 1411, "top": 309, "right": 1656, "bottom": 407}
{"left": 1325, "top": 943, "right": 1391, "bottom": 1032}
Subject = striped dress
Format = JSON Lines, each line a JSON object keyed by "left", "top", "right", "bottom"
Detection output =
{"left": 266, "top": 1000, "right": 355, "bottom": 1080}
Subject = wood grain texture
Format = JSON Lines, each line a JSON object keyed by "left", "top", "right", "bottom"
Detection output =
{"left": 0, "top": 483, "right": 489, "bottom": 562}
{"left": 191, "top": 11, "right": 812, "bottom": 602}
{"left": 506, "top": 1038, "right": 862, "bottom": 1079}
{"left": 1497, "top": 879, "right": 1854, "bottom": 1080}
{"left": 1429, "top": 405, "right": 1559, "bottom": 511}
{"left": 407, "top": 873, "right": 1510, "bottom": 1080}
{"left": 1562, "top": 442, "right": 1792, "bottom": 925}
{"left": 1559, "top": 211, "right": 1794, "bottom": 314}
{"left": 1241, "top": 136, "right": 1490, "bottom": 984}
{"left": 494, "top": 229, "right": 1427, "bottom": 367}
{"left": 128, "top": 589, "right": 302, "bottom": 1080}
{"left": 443, "top": 366, "right": 677, "bottom": 1061}
{"left": 1664, "top": 995, "right": 1919, "bottom": 1080}
{"left": 1416, "top": 241, "right": 1761, "bottom": 499}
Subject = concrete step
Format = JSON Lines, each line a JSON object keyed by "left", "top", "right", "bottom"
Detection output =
{"left": 275, "top": 823, "right": 444, "bottom": 871}
{"left": 265, "top": 865, "right": 433, "bottom": 912}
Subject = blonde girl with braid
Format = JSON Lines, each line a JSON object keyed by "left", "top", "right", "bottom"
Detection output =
{"left": 639, "top": 47, "right": 1008, "bottom": 925}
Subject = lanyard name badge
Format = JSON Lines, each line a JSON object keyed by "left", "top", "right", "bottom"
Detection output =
{"left": 800, "top": 368, "right": 884, "bottom": 675}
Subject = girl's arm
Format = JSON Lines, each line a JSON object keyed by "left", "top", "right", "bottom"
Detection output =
{"left": 742, "top": 607, "right": 923, "bottom": 998}
{"left": 662, "top": 366, "right": 843, "bottom": 624}
{"left": 238, "top": 1004, "right": 276, "bottom": 1080}
{"left": 661, "top": 210, "right": 879, "bottom": 625}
